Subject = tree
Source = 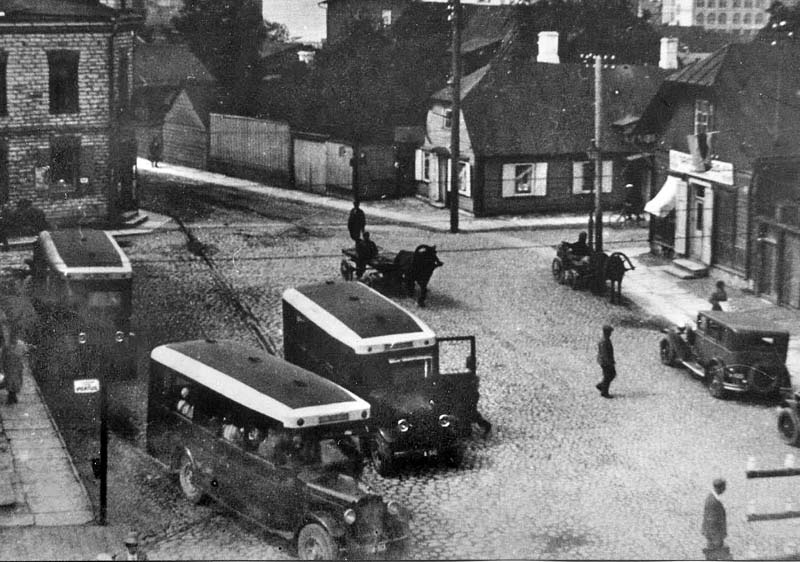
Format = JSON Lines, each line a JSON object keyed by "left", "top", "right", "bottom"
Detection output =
{"left": 173, "top": 0, "right": 289, "bottom": 109}
{"left": 755, "top": 1, "right": 800, "bottom": 44}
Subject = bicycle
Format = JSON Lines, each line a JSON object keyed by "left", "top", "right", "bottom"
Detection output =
{"left": 611, "top": 201, "right": 645, "bottom": 228}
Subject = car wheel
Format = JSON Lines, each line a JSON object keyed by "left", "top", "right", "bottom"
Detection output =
{"left": 778, "top": 408, "right": 800, "bottom": 447}
{"left": 441, "top": 444, "right": 463, "bottom": 468}
{"left": 708, "top": 366, "right": 727, "bottom": 399}
{"left": 748, "top": 363, "right": 779, "bottom": 396}
{"left": 371, "top": 435, "right": 395, "bottom": 477}
{"left": 659, "top": 339, "right": 676, "bottom": 366}
{"left": 297, "top": 523, "right": 337, "bottom": 560}
{"left": 178, "top": 452, "right": 204, "bottom": 504}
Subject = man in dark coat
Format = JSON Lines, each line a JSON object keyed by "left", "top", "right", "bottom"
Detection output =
{"left": 709, "top": 281, "right": 728, "bottom": 311}
{"left": 702, "top": 478, "right": 729, "bottom": 560}
{"left": 595, "top": 324, "right": 616, "bottom": 398}
{"left": 355, "top": 231, "right": 378, "bottom": 278}
{"left": 148, "top": 136, "right": 162, "bottom": 168}
{"left": 347, "top": 201, "right": 366, "bottom": 243}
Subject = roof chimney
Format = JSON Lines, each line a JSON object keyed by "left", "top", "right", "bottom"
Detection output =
{"left": 537, "top": 32, "right": 560, "bottom": 64}
{"left": 659, "top": 37, "right": 679, "bottom": 70}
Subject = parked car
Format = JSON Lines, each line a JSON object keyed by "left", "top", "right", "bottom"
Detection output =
{"left": 659, "top": 311, "right": 792, "bottom": 400}
{"left": 147, "top": 339, "right": 411, "bottom": 559}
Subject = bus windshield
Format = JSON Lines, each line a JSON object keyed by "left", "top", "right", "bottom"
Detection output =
{"left": 388, "top": 356, "right": 432, "bottom": 386}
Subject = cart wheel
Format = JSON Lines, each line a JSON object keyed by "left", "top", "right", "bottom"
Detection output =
{"left": 340, "top": 259, "right": 354, "bottom": 281}
{"left": 778, "top": 408, "right": 800, "bottom": 446}
{"left": 552, "top": 258, "right": 564, "bottom": 283}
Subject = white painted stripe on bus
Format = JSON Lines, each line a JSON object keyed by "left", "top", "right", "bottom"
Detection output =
{"left": 40, "top": 230, "right": 132, "bottom": 278}
{"left": 150, "top": 345, "right": 370, "bottom": 428}
{"left": 282, "top": 285, "right": 436, "bottom": 355}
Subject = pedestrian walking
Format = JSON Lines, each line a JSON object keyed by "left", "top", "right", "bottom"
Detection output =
{"left": 595, "top": 324, "right": 616, "bottom": 398}
{"left": 701, "top": 478, "right": 730, "bottom": 560}
{"left": 148, "top": 136, "right": 162, "bottom": 168}
{"left": 709, "top": 281, "right": 728, "bottom": 311}
{"left": 347, "top": 201, "right": 366, "bottom": 243}
{"left": 1, "top": 327, "right": 28, "bottom": 406}
{"left": 118, "top": 531, "right": 148, "bottom": 561}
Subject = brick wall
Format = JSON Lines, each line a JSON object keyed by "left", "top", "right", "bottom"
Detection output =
{"left": 0, "top": 28, "right": 135, "bottom": 224}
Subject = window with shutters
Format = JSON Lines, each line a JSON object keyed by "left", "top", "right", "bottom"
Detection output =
{"left": 0, "top": 51, "right": 6, "bottom": 116}
{"left": 501, "top": 163, "right": 548, "bottom": 197}
{"left": 50, "top": 137, "right": 81, "bottom": 189}
{"left": 572, "top": 161, "right": 613, "bottom": 194}
{"left": 48, "top": 51, "right": 79, "bottom": 114}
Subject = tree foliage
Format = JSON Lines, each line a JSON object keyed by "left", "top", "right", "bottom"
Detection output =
{"left": 512, "top": 0, "right": 660, "bottom": 65}
{"left": 173, "top": 0, "right": 289, "bottom": 107}
{"left": 755, "top": 1, "right": 800, "bottom": 44}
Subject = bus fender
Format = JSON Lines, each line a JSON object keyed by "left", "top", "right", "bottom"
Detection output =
{"left": 304, "top": 510, "right": 347, "bottom": 538}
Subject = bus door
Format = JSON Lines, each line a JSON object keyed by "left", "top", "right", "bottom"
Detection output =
{"left": 434, "top": 336, "right": 477, "bottom": 436}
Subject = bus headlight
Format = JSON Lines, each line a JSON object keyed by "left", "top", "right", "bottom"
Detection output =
{"left": 344, "top": 508, "right": 357, "bottom": 525}
{"left": 439, "top": 414, "right": 453, "bottom": 428}
{"left": 387, "top": 501, "right": 401, "bottom": 516}
{"left": 397, "top": 419, "right": 410, "bottom": 433}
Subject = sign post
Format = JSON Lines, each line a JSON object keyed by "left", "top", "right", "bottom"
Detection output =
{"left": 78, "top": 331, "right": 107, "bottom": 526}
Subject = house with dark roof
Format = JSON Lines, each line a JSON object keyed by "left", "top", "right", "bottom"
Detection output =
{"left": 132, "top": 39, "right": 216, "bottom": 159}
{"left": 637, "top": 41, "right": 800, "bottom": 306}
{"left": 415, "top": 33, "right": 670, "bottom": 217}
{"left": 0, "top": 0, "right": 143, "bottom": 224}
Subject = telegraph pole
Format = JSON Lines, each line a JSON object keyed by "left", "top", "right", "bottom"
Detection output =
{"left": 448, "top": 0, "right": 461, "bottom": 233}
{"left": 593, "top": 54, "right": 603, "bottom": 253}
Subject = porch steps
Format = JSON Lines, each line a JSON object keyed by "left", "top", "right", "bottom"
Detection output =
{"left": 665, "top": 258, "right": 708, "bottom": 279}
{"left": 119, "top": 210, "right": 149, "bottom": 228}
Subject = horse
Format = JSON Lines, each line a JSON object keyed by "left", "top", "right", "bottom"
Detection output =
{"left": 394, "top": 244, "right": 443, "bottom": 307}
{"left": 601, "top": 252, "right": 635, "bottom": 304}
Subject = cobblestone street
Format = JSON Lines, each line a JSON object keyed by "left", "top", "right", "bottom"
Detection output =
{"left": 16, "top": 178, "right": 800, "bottom": 560}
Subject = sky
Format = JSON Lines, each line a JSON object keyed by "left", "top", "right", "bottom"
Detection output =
{"left": 262, "top": 0, "right": 327, "bottom": 43}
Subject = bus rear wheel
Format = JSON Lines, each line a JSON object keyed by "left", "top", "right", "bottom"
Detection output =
{"left": 178, "top": 453, "right": 204, "bottom": 504}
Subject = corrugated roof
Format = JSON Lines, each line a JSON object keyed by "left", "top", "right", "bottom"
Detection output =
{"left": 664, "top": 44, "right": 730, "bottom": 87}
{"left": 460, "top": 60, "right": 668, "bottom": 157}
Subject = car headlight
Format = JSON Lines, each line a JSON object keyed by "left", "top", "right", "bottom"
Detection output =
{"left": 439, "top": 414, "right": 452, "bottom": 428}
{"left": 344, "top": 508, "right": 357, "bottom": 525}
{"left": 397, "top": 419, "right": 410, "bottom": 433}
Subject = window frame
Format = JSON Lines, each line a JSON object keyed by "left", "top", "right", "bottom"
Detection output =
{"left": 48, "top": 50, "right": 80, "bottom": 115}
{"left": 50, "top": 136, "right": 81, "bottom": 190}
{"left": 694, "top": 99, "right": 715, "bottom": 135}
{"left": 502, "top": 162, "right": 548, "bottom": 198}
{"left": 572, "top": 160, "right": 613, "bottom": 194}
{"left": 443, "top": 108, "right": 452, "bottom": 129}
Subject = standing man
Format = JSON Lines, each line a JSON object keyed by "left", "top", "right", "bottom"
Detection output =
{"left": 148, "top": 135, "right": 162, "bottom": 168}
{"left": 701, "top": 478, "right": 729, "bottom": 560}
{"left": 709, "top": 281, "right": 728, "bottom": 311}
{"left": 595, "top": 324, "right": 616, "bottom": 398}
{"left": 347, "top": 201, "right": 366, "bottom": 243}
{"left": 1, "top": 326, "right": 28, "bottom": 406}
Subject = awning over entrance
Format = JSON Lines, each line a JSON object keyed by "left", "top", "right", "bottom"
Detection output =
{"left": 644, "top": 175, "right": 679, "bottom": 217}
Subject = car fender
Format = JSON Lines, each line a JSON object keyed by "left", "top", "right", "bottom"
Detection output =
{"left": 376, "top": 426, "right": 398, "bottom": 444}
{"left": 663, "top": 330, "right": 692, "bottom": 362}
{"left": 303, "top": 510, "right": 347, "bottom": 539}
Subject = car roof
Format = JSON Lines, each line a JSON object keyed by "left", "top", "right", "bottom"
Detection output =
{"left": 39, "top": 229, "right": 132, "bottom": 279}
{"left": 282, "top": 282, "right": 436, "bottom": 355}
{"left": 700, "top": 310, "right": 790, "bottom": 336}
{"left": 150, "top": 339, "right": 370, "bottom": 428}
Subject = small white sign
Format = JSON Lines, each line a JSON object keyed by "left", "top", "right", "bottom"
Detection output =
{"left": 74, "top": 379, "right": 100, "bottom": 394}
{"left": 669, "top": 150, "right": 734, "bottom": 185}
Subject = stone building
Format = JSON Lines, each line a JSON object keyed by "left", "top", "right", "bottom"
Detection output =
{"left": 0, "top": 0, "right": 142, "bottom": 225}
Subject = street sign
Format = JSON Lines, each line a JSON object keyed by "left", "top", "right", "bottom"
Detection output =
{"left": 74, "top": 378, "right": 100, "bottom": 394}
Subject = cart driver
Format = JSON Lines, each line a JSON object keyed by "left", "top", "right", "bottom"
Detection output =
{"left": 355, "top": 231, "right": 378, "bottom": 278}
{"left": 568, "top": 232, "right": 591, "bottom": 264}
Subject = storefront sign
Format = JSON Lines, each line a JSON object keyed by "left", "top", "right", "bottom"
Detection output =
{"left": 74, "top": 379, "right": 100, "bottom": 394}
{"left": 670, "top": 150, "right": 734, "bottom": 185}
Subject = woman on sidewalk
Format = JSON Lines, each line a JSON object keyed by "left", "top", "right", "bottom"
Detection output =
{"left": 1, "top": 326, "right": 29, "bottom": 405}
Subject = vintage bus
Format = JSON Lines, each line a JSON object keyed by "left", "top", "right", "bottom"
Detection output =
{"left": 146, "top": 339, "right": 410, "bottom": 559}
{"left": 28, "top": 229, "right": 135, "bottom": 382}
{"left": 282, "top": 281, "right": 480, "bottom": 476}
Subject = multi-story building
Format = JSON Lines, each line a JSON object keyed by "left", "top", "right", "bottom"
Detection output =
{"left": 0, "top": 0, "right": 143, "bottom": 224}
{"left": 660, "top": 0, "right": 791, "bottom": 35}
{"left": 322, "top": 0, "right": 413, "bottom": 45}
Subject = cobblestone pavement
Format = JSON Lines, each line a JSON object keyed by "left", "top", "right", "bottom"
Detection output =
{"left": 12, "top": 177, "right": 800, "bottom": 560}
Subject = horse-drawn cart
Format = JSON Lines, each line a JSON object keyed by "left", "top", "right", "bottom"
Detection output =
{"left": 340, "top": 244, "right": 443, "bottom": 307}
{"left": 551, "top": 241, "right": 635, "bottom": 304}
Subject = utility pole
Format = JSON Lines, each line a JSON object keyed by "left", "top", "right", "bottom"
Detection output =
{"left": 351, "top": 141, "right": 361, "bottom": 205}
{"left": 448, "top": 0, "right": 461, "bottom": 234}
{"left": 593, "top": 54, "right": 604, "bottom": 253}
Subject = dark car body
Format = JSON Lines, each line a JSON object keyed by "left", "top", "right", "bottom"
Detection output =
{"left": 659, "top": 311, "right": 792, "bottom": 400}
{"left": 146, "top": 340, "right": 410, "bottom": 559}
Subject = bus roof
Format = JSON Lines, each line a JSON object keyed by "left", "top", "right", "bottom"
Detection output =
{"left": 282, "top": 282, "right": 436, "bottom": 355}
{"left": 39, "top": 229, "right": 132, "bottom": 279}
{"left": 150, "top": 339, "right": 370, "bottom": 429}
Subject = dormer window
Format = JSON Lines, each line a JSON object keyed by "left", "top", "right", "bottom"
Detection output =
{"left": 694, "top": 99, "right": 714, "bottom": 134}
